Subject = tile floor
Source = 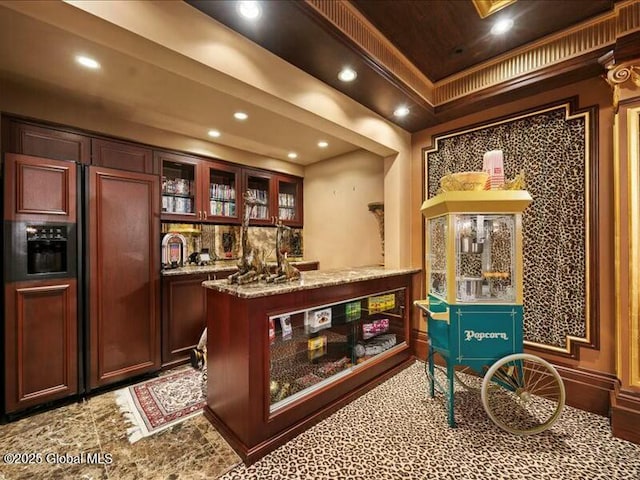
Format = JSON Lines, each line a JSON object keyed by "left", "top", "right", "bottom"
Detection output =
{"left": 0, "top": 383, "right": 240, "bottom": 480}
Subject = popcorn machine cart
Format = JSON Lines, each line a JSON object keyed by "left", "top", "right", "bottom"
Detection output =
{"left": 415, "top": 190, "right": 565, "bottom": 434}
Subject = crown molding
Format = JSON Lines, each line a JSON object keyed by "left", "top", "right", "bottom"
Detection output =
{"left": 305, "top": 0, "right": 435, "bottom": 106}
{"left": 306, "top": 0, "right": 640, "bottom": 108}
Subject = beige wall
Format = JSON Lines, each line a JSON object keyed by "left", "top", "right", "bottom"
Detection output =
{"left": 411, "top": 76, "right": 615, "bottom": 375}
{"left": 304, "top": 150, "right": 384, "bottom": 269}
{"left": 1, "top": 0, "right": 414, "bottom": 269}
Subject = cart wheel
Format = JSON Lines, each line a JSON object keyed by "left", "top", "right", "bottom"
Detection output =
{"left": 481, "top": 353, "right": 565, "bottom": 435}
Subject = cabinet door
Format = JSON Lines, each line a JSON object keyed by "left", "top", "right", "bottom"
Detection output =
{"left": 91, "top": 138, "right": 156, "bottom": 174}
{"left": 157, "top": 151, "right": 201, "bottom": 222}
{"left": 242, "top": 168, "right": 274, "bottom": 225}
{"left": 4, "top": 153, "right": 77, "bottom": 223}
{"left": 202, "top": 161, "right": 241, "bottom": 224}
{"left": 88, "top": 166, "right": 160, "bottom": 389}
{"left": 275, "top": 174, "right": 303, "bottom": 227}
{"left": 4, "top": 279, "right": 78, "bottom": 413}
{"left": 3, "top": 119, "right": 90, "bottom": 164}
{"left": 161, "top": 274, "right": 208, "bottom": 367}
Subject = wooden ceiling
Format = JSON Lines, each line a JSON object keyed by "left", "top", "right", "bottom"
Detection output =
{"left": 352, "top": 0, "right": 615, "bottom": 82}
{"left": 187, "top": 0, "right": 621, "bottom": 132}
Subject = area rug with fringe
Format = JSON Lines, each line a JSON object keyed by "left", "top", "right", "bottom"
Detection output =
{"left": 115, "top": 367, "right": 206, "bottom": 443}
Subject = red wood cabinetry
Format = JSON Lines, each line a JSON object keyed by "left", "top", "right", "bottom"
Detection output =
{"left": 4, "top": 279, "right": 78, "bottom": 413}
{"left": 158, "top": 151, "right": 241, "bottom": 224}
{"left": 242, "top": 168, "right": 273, "bottom": 225}
{"left": 242, "top": 169, "right": 303, "bottom": 227}
{"left": 162, "top": 273, "right": 209, "bottom": 368}
{"left": 274, "top": 173, "right": 303, "bottom": 227}
{"left": 88, "top": 166, "right": 160, "bottom": 389}
{"left": 2, "top": 119, "right": 90, "bottom": 164}
{"left": 4, "top": 153, "right": 76, "bottom": 223}
{"left": 91, "top": 138, "right": 157, "bottom": 175}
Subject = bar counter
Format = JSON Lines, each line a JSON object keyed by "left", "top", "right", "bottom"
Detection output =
{"left": 203, "top": 264, "right": 421, "bottom": 465}
{"left": 202, "top": 265, "right": 421, "bottom": 298}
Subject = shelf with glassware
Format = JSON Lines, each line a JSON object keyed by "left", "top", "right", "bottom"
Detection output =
{"left": 268, "top": 289, "right": 406, "bottom": 411}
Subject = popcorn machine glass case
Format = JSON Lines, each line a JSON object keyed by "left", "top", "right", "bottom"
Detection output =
{"left": 424, "top": 191, "right": 531, "bottom": 310}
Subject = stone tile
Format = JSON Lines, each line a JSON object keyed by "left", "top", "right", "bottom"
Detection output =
{"left": 0, "top": 403, "right": 99, "bottom": 457}
{"left": 86, "top": 392, "right": 129, "bottom": 445}
{"left": 168, "top": 442, "right": 241, "bottom": 480}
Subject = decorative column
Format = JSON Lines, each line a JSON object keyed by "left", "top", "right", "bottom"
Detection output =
{"left": 601, "top": 31, "right": 640, "bottom": 445}
{"left": 368, "top": 202, "right": 384, "bottom": 265}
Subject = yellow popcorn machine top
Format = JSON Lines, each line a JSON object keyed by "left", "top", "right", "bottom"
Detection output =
{"left": 416, "top": 188, "right": 566, "bottom": 434}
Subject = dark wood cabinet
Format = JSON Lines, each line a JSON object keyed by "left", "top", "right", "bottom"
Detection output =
{"left": 91, "top": 138, "right": 157, "bottom": 175}
{"left": 4, "top": 279, "right": 78, "bottom": 413}
{"left": 274, "top": 173, "right": 303, "bottom": 227}
{"left": 161, "top": 269, "right": 235, "bottom": 368}
{"left": 242, "top": 168, "right": 274, "bottom": 225}
{"left": 88, "top": 166, "right": 160, "bottom": 389}
{"left": 158, "top": 151, "right": 241, "bottom": 224}
{"left": 242, "top": 169, "right": 303, "bottom": 227}
{"left": 162, "top": 274, "right": 208, "bottom": 368}
{"left": 202, "top": 161, "right": 241, "bottom": 224}
{"left": 3, "top": 153, "right": 77, "bottom": 223}
{"left": 2, "top": 119, "right": 90, "bottom": 164}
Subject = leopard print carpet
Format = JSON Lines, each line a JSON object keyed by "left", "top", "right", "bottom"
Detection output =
{"left": 220, "top": 361, "right": 640, "bottom": 480}
{"left": 425, "top": 103, "right": 592, "bottom": 350}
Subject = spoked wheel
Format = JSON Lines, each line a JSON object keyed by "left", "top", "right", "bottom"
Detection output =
{"left": 481, "top": 353, "right": 565, "bottom": 435}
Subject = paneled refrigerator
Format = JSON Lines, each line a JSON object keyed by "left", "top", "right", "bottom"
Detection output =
{"left": 3, "top": 153, "right": 160, "bottom": 414}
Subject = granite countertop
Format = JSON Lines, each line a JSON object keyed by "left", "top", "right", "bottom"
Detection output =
{"left": 161, "top": 259, "right": 319, "bottom": 277}
{"left": 202, "top": 265, "right": 421, "bottom": 298}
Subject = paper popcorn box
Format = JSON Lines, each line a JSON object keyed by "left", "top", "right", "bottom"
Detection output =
{"left": 482, "top": 150, "right": 505, "bottom": 190}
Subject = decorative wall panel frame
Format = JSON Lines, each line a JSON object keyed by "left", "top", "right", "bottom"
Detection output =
{"left": 422, "top": 98, "right": 598, "bottom": 358}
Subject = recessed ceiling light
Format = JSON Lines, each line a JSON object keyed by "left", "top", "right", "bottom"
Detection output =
{"left": 75, "top": 55, "right": 100, "bottom": 69}
{"left": 317, "top": 141, "right": 329, "bottom": 148}
{"left": 393, "top": 106, "right": 410, "bottom": 117}
{"left": 338, "top": 67, "right": 357, "bottom": 82}
{"left": 490, "top": 18, "right": 514, "bottom": 35}
{"left": 287, "top": 152, "right": 298, "bottom": 159}
{"left": 234, "top": 112, "right": 248, "bottom": 121}
{"left": 208, "top": 129, "right": 221, "bottom": 138}
{"left": 237, "top": 1, "right": 261, "bottom": 20}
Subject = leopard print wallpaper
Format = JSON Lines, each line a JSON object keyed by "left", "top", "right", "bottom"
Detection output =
{"left": 423, "top": 100, "right": 597, "bottom": 353}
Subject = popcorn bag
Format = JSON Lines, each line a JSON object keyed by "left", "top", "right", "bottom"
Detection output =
{"left": 482, "top": 150, "right": 505, "bottom": 190}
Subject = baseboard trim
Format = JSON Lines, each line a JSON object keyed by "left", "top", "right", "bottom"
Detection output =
{"left": 610, "top": 385, "right": 640, "bottom": 444}
{"left": 553, "top": 365, "right": 618, "bottom": 417}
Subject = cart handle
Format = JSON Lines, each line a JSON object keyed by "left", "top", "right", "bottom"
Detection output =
{"left": 413, "top": 300, "right": 450, "bottom": 324}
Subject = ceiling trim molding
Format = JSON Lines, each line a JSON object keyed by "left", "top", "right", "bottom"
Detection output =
{"left": 305, "top": 0, "right": 435, "bottom": 106}
{"left": 434, "top": 0, "right": 640, "bottom": 105}
{"left": 307, "top": 0, "right": 639, "bottom": 109}
{"left": 471, "top": 0, "right": 517, "bottom": 19}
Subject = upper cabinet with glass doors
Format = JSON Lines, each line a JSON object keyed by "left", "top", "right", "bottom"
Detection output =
{"left": 242, "top": 169, "right": 303, "bottom": 227}
{"left": 157, "top": 151, "right": 241, "bottom": 224}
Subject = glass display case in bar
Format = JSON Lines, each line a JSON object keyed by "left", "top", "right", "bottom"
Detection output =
{"left": 268, "top": 288, "right": 407, "bottom": 412}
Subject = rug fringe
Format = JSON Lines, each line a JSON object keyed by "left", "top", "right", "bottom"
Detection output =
{"left": 115, "top": 387, "right": 148, "bottom": 444}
